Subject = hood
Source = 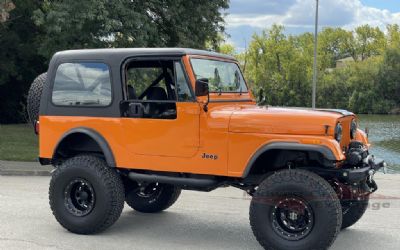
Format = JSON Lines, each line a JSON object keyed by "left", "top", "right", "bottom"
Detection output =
{"left": 229, "top": 106, "right": 352, "bottom": 136}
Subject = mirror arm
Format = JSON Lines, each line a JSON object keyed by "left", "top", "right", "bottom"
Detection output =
{"left": 195, "top": 78, "right": 210, "bottom": 112}
{"left": 203, "top": 93, "right": 209, "bottom": 112}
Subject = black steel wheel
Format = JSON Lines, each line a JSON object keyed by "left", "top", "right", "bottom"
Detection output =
{"left": 136, "top": 182, "right": 163, "bottom": 198}
{"left": 49, "top": 155, "right": 124, "bottom": 234}
{"left": 64, "top": 178, "right": 95, "bottom": 217}
{"left": 250, "top": 169, "right": 342, "bottom": 250}
{"left": 271, "top": 196, "right": 314, "bottom": 241}
{"left": 125, "top": 182, "right": 181, "bottom": 213}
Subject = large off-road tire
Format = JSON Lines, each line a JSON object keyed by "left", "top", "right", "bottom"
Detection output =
{"left": 49, "top": 155, "right": 125, "bottom": 234}
{"left": 341, "top": 197, "right": 369, "bottom": 229}
{"left": 125, "top": 182, "right": 181, "bottom": 213}
{"left": 27, "top": 73, "right": 47, "bottom": 125}
{"left": 250, "top": 169, "right": 342, "bottom": 250}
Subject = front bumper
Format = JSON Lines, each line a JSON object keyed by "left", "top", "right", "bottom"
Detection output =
{"left": 310, "top": 157, "right": 387, "bottom": 185}
{"left": 336, "top": 157, "right": 387, "bottom": 183}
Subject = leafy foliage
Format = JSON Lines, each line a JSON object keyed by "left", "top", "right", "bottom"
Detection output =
{"left": 33, "top": 0, "right": 229, "bottom": 58}
{"left": 0, "top": 0, "right": 228, "bottom": 123}
{"left": 0, "top": 0, "right": 47, "bottom": 123}
{"left": 231, "top": 24, "right": 400, "bottom": 114}
{"left": 0, "top": 1, "right": 399, "bottom": 124}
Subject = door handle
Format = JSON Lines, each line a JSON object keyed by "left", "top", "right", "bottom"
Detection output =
{"left": 128, "top": 103, "right": 145, "bottom": 118}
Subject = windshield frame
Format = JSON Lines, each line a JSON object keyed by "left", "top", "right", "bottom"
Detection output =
{"left": 189, "top": 56, "right": 249, "bottom": 94}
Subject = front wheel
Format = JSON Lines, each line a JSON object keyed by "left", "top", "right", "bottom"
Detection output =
{"left": 341, "top": 196, "right": 369, "bottom": 229}
{"left": 250, "top": 169, "right": 342, "bottom": 250}
{"left": 125, "top": 182, "right": 181, "bottom": 213}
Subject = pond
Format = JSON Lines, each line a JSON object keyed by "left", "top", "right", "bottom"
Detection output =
{"left": 358, "top": 115, "right": 400, "bottom": 173}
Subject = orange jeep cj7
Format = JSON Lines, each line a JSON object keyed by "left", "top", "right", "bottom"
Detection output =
{"left": 27, "top": 48, "right": 387, "bottom": 250}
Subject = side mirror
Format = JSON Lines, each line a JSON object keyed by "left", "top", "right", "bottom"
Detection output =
{"left": 195, "top": 78, "right": 209, "bottom": 97}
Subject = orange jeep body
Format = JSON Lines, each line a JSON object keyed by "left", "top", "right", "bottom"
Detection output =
{"left": 38, "top": 48, "right": 369, "bottom": 178}
{"left": 35, "top": 48, "right": 387, "bottom": 249}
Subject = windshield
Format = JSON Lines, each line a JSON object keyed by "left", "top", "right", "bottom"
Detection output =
{"left": 190, "top": 58, "right": 248, "bottom": 93}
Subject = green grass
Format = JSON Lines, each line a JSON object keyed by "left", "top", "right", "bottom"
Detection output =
{"left": 0, "top": 124, "right": 38, "bottom": 161}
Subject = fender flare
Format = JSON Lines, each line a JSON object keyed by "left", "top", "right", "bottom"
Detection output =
{"left": 242, "top": 142, "right": 337, "bottom": 178}
{"left": 53, "top": 127, "right": 116, "bottom": 167}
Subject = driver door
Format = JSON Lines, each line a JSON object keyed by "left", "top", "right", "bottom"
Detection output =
{"left": 121, "top": 58, "right": 200, "bottom": 158}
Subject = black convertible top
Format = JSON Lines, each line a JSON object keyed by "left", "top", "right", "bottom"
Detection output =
{"left": 53, "top": 48, "right": 236, "bottom": 61}
{"left": 43, "top": 48, "right": 237, "bottom": 118}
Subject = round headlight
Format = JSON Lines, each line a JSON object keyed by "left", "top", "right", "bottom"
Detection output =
{"left": 335, "top": 123, "right": 343, "bottom": 142}
{"left": 350, "top": 120, "right": 357, "bottom": 139}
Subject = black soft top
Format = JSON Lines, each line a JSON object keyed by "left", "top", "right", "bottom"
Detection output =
{"left": 53, "top": 48, "right": 236, "bottom": 61}
{"left": 42, "top": 48, "right": 237, "bottom": 118}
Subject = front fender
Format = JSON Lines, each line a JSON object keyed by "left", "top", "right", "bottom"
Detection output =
{"left": 242, "top": 141, "right": 344, "bottom": 178}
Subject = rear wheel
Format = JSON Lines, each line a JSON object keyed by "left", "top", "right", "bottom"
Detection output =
{"left": 49, "top": 155, "right": 125, "bottom": 234}
{"left": 125, "top": 182, "right": 181, "bottom": 213}
{"left": 250, "top": 169, "right": 342, "bottom": 250}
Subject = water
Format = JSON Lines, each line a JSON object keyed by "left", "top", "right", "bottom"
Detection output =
{"left": 358, "top": 115, "right": 400, "bottom": 173}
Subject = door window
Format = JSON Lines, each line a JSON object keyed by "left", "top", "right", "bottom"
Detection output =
{"left": 124, "top": 60, "right": 193, "bottom": 119}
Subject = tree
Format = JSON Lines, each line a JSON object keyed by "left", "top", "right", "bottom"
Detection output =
{"left": 318, "top": 27, "right": 352, "bottom": 69}
{"left": 245, "top": 25, "right": 315, "bottom": 107}
{"left": 377, "top": 47, "right": 400, "bottom": 109}
{"left": 0, "top": 0, "right": 46, "bottom": 123}
{"left": 0, "top": 0, "right": 229, "bottom": 123}
{"left": 241, "top": 23, "right": 399, "bottom": 113}
{"left": 33, "top": 0, "right": 229, "bottom": 58}
{"left": 387, "top": 24, "right": 400, "bottom": 48}
{"left": 0, "top": 0, "right": 15, "bottom": 23}
{"left": 217, "top": 43, "right": 235, "bottom": 56}
{"left": 354, "top": 25, "right": 385, "bottom": 61}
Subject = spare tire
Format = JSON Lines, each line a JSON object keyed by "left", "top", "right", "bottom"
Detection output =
{"left": 27, "top": 73, "right": 47, "bottom": 125}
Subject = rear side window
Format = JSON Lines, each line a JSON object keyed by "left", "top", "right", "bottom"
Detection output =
{"left": 52, "top": 62, "right": 112, "bottom": 106}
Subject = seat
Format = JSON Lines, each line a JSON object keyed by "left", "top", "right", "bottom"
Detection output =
{"left": 145, "top": 86, "right": 168, "bottom": 117}
{"left": 127, "top": 85, "right": 137, "bottom": 99}
{"left": 147, "top": 86, "right": 168, "bottom": 101}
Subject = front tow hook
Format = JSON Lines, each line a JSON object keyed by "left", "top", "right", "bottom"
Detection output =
{"left": 382, "top": 161, "right": 388, "bottom": 174}
{"left": 375, "top": 160, "right": 388, "bottom": 174}
{"left": 365, "top": 155, "right": 388, "bottom": 174}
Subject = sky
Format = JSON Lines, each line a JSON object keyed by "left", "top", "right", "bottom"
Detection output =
{"left": 224, "top": 0, "right": 400, "bottom": 50}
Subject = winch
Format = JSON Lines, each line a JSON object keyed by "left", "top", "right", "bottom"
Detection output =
{"left": 346, "top": 141, "right": 369, "bottom": 166}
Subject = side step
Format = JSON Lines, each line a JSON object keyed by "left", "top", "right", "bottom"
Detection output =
{"left": 128, "top": 172, "right": 221, "bottom": 190}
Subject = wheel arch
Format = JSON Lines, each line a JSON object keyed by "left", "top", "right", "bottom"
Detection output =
{"left": 242, "top": 142, "right": 337, "bottom": 178}
{"left": 52, "top": 127, "right": 116, "bottom": 167}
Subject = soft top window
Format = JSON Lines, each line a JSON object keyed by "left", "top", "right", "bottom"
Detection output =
{"left": 52, "top": 62, "right": 112, "bottom": 106}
